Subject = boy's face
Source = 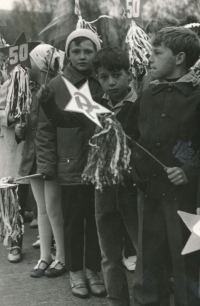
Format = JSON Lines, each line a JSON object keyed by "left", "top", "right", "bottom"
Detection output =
{"left": 149, "top": 42, "right": 177, "bottom": 80}
{"left": 68, "top": 39, "right": 96, "bottom": 72}
{"left": 97, "top": 67, "right": 131, "bottom": 102}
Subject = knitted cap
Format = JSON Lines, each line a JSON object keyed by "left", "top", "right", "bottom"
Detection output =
{"left": 65, "top": 29, "right": 101, "bottom": 56}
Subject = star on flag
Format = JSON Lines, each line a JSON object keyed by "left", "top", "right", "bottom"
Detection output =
{"left": 178, "top": 210, "right": 200, "bottom": 255}
{"left": 0, "top": 32, "right": 41, "bottom": 73}
{"left": 62, "top": 77, "right": 111, "bottom": 127}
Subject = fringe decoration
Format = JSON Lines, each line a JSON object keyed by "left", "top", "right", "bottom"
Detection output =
{"left": 125, "top": 20, "right": 151, "bottom": 77}
{"left": 0, "top": 183, "right": 24, "bottom": 246}
{"left": 82, "top": 115, "right": 131, "bottom": 191}
{"left": 74, "top": 0, "right": 112, "bottom": 43}
{"left": 5, "top": 65, "right": 32, "bottom": 116}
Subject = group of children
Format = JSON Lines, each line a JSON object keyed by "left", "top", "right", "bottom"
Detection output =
{"left": 1, "top": 15, "right": 200, "bottom": 306}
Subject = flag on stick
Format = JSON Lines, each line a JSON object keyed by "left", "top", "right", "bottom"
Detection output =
{"left": 62, "top": 77, "right": 111, "bottom": 127}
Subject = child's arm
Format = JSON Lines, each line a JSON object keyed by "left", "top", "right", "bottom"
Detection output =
{"left": 37, "top": 85, "right": 86, "bottom": 128}
{"left": 15, "top": 122, "right": 26, "bottom": 143}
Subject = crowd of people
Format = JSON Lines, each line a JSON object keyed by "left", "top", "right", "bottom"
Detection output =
{"left": 0, "top": 14, "right": 200, "bottom": 306}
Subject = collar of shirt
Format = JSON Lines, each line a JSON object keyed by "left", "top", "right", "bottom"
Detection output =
{"left": 102, "top": 86, "right": 137, "bottom": 115}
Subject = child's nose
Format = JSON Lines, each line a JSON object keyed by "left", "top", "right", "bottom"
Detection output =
{"left": 79, "top": 51, "right": 86, "bottom": 59}
{"left": 108, "top": 76, "right": 115, "bottom": 86}
{"left": 149, "top": 54, "right": 154, "bottom": 63}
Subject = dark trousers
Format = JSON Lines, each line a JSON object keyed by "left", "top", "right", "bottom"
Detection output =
{"left": 95, "top": 184, "right": 138, "bottom": 306}
{"left": 133, "top": 190, "right": 200, "bottom": 306}
{"left": 62, "top": 184, "right": 101, "bottom": 272}
{"left": 124, "top": 225, "right": 136, "bottom": 258}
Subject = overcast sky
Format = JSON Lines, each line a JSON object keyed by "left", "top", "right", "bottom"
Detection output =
{"left": 0, "top": 0, "right": 17, "bottom": 10}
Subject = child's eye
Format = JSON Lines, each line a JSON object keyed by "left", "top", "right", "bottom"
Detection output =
{"left": 114, "top": 74, "right": 121, "bottom": 78}
{"left": 86, "top": 50, "right": 92, "bottom": 54}
{"left": 73, "top": 50, "right": 80, "bottom": 54}
{"left": 100, "top": 76, "right": 107, "bottom": 81}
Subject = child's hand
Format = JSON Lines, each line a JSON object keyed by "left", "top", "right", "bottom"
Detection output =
{"left": 197, "top": 208, "right": 200, "bottom": 215}
{"left": 7, "top": 113, "right": 15, "bottom": 126}
{"left": 15, "top": 123, "right": 26, "bottom": 139}
{"left": 37, "top": 85, "right": 51, "bottom": 103}
{"left": 166, "top": 167, "right": 188, "bottom": 185}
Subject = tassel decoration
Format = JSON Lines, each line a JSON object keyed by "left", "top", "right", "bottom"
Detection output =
{"left": 0, "top": 182, "right": 24, "bottom": 246}
{"left": 82, "top": 115, "right": 131, "bottom": 191}
{"left": 125, "top": 20, "right": 151, "bottom": 77}
{"left": 5, "top": 65, "right": 32, "bottom": 116}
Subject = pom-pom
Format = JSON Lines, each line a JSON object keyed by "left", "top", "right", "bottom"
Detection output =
{"left": 0, "top": 180, "right": 24, "bottom": 246}
{"left": 126, "top": 21, "right": 151, "bottom": 77}
{"left": 5, "top": 65, "right": 32, "bottom": 116}
{"left": 82, "top": 115, "right": 131, "bottom": 191}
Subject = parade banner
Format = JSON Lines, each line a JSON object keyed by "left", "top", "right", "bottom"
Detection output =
{"left": 0, "top": 32, "right": 40, "bottom": 73}
{"left": 62, "top": 77, "right": 111, "bottom": 128}
{"left": 121, "top": 0, "right": 148, "bottom": 27}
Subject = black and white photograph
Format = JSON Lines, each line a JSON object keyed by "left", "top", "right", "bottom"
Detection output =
{"left": 0, "top": 0, "right": 200, "bottom": 305}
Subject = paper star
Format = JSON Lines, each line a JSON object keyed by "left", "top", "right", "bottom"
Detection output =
{"left": 0, "top": 32, "right": 41, "bottom": 73}
{"left": 178, "top": 210, "right": 200, "bottom": 255}
{"left": 62, "top": 77, "right": 111, "bottom": 127}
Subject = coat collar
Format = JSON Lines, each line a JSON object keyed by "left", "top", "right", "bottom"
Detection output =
{"left": 151, "top": 70, "right": 200, "bottom": 96}
{"left": 62, "top": 63, "right": 98, "bottom": 85}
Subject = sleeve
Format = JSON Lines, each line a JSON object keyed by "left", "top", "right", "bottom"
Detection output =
{"left": 123, "top": 96, "right": 141, "bottom": 143}
{"left": 39, "top": 86, "right": 91, "bottom": 128}
{"left": 36, "top": 105, "right": 57, "bottom": 178}
{"left": 0, "top": 79, "right": 12, "bottom": 128}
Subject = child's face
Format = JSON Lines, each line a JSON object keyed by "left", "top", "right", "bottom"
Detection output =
{"left": 68, "top": 39, "right": 96, "bottom": 72}
{"left": 97, "top": 67, "right": 131, "bottom": 102}
{"left": 149, "top": 42, "right": 177, "bottom": 80}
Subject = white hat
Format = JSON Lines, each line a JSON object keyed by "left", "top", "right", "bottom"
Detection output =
{"left": 65, "top": 29, "right": 101, "bottom": 56}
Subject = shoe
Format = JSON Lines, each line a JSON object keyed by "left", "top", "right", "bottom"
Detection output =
{"left": 44, "top": 260, "right": 66, "bottom": 277}
{"left": 24, "top": 211, "right": 33, "bottom": 223}
{"left": 30, "top": 259, "right": 52, "bottom": 278}
{"left": 30, "top": 218, "right": 38, "bottom": 228}
{"left": 32, "top": 236, "right": 40, "bottom": 248}
{"left": 70, "top": 271, "right": 89, "bottom": 299}
{"left": 8, "top": 246, "right": 22, "bottom": 263}
{"left": 122, "top": 255, "right": 137, "bottom": 272}
{"left": 86, "top": 269, "right": 106, "bottom": 297}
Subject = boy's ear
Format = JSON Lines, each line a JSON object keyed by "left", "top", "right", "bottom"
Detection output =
{"left": 127, "top": 70, "right": 132, "bottom": 83}
{"left": 176, "top": 52, "right": 186, "bottom": 66}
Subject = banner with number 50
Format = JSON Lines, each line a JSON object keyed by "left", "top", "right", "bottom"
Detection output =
{"left": 121, "top": 0, "right": 148, "bottom": 27}
{"left": 0, "top": 32, "right": 40, "bottom": 73}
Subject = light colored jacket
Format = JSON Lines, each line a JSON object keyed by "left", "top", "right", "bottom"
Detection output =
{"left": 0, "top": 79, "right": 24, "bottom": 178}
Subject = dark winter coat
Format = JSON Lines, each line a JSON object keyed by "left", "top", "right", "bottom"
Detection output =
{"left": 18, "top": 84, "right": 40, "bottom": 176}
{"left": 124, "top": 76, "right": 200, "bottom": 203}
{"left": 39, "top": 87, "right": 137, "bottom": 185}
{"left": 36, "top": 64, "right": 103, "bottom": 185}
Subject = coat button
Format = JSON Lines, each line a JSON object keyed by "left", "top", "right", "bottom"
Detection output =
{"left": 167, "top": 88, "right": 172, "bottom": 92}
{"left": 156, "top": 142, "right": 161, "bottom": 148}
{"left": 161, "top": 114, "right": 166, "bottom": 118}
{"left": 153, "top": 173, "right": 157, "bottom": 179}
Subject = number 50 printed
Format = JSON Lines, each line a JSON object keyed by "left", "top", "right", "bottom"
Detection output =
{"left": 9, "top": 44, "right": 28, "bottom": 65}
{"left": 126, "top": 0, "right": 140, "bottom": 18}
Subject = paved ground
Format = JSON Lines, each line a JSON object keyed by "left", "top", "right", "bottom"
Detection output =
{"left": 0, "top": 223, "right": 136, "bottom": 306}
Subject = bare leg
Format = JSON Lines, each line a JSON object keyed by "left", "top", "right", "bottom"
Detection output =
{"left": 44, "top": 180, "right": 65, "bottom": 264}
{"left": 30, "top": 178, "right": 52, "bottom": 264}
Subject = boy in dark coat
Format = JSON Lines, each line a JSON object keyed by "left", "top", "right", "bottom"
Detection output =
{"left": 37, "top": 47, "right": 139, "bottom": 306}
{"left": 125, "top": 27, "right": 200, "bottom": 306}
{"left": 36, "top": 29, "right": 105, "bottom": 298}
